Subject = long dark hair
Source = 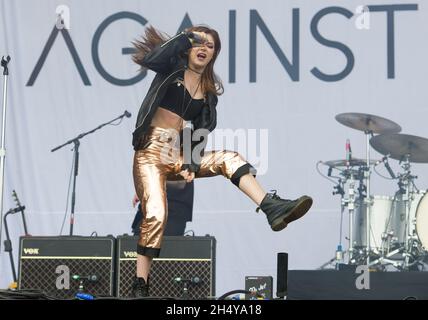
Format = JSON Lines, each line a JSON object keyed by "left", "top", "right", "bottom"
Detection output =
{"left": 132, "top": 26, "right": 167, "bottom": 67}
{"left": 132, "top": 25, "right": 223, "bottom": 97}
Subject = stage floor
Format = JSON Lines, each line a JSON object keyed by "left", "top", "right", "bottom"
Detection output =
{"left": 287, "top": 270, "right": 428, "bottom": 300}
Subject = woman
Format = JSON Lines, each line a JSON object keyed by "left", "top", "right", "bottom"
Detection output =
{"left": 131, "top": 25, "right": 313, "bottom": 297}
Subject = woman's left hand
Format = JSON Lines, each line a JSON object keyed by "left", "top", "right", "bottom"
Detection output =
{"left": 179, "top": 169, "right": 195, "bottom": 183}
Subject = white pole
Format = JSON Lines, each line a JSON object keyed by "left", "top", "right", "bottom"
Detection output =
{"left": 0, "top": 55, "right": 11, "bottom": 245}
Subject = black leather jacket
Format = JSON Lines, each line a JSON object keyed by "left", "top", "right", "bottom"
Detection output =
{"left": 132, "top": 32, "right": 218, "bottom": 172}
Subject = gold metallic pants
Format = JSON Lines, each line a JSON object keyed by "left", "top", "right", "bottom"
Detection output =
{"left": 133, "top": 126, "right": 255, "bottom": 257}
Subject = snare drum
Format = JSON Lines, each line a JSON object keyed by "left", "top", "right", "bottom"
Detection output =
{"left": 354, "top": 195, "right": 394, "bottom": 252}
{"left": 391, "top": 191, "right": 428, "bottom": 250}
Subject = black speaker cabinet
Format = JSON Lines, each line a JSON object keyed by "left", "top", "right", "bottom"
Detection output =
{"left": 116, "top": 235, "right": 216, "bottom": 299}
{"left": 18, "top": 236, "right": 115, "bottom": 298}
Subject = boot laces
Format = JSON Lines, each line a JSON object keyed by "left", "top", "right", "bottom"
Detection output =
{"left": 256, "top": 190, "right": 280, "bottom": 213}
{"left": 269, "top": 190, "right": 281, "bottom": 200}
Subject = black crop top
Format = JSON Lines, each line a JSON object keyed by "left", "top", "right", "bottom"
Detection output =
{"left": 159, "top": 81, "right": 204, "bottom": 121}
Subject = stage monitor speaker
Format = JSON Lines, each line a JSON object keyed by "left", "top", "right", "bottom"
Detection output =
{"left": 18, "top": 236, "right": 115, "bottom": 298}
{"left": 116, "top": 235, "right": 216, "bottom": 299}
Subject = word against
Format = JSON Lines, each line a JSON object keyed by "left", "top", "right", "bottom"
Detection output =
{"left": 28, "top": 4, "right": 417, "bottom": 86}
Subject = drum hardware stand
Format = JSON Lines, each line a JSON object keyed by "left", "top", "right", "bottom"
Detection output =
{"left": 317, "top": 172, "right": 347, "bottom": 270}
{"left": 364, "top": 130, "right": 374, "bottom": 265}
{"left": 357, "top": 169, "right": 367, "bottom": 198}
{"left": 336, "top": 194, "right": 346, "bottom": 267}
{"left": 336, "top": 130, "right": 376, "bottom": 266}
{"left": 338, "top": 167, "right": 367, "bottom": 265}
{"left": 399, "top": 155, "right": 416, "bottom": 270}
{"left": 318, "top": 256, "right": 340, "bottom": 270}
{"left": 370, "top": 155, "right": 422, "bottom": 271}
{"left": 327, "top": 176, "right": 346, "bottom": 268}
{"left": 380, "top": 231, "right": 395, "bottom": 256}
{"left": 342, "top": 169, "right": 357, "bottom": 263}
{"left": 366, "top": 157, "right": 409, "bottom": 270}
{"left": 368, "top": 247, "right": 404, "bottom": 269}
{"left": 318, "top": 164, "right": 369, "bottom": 269}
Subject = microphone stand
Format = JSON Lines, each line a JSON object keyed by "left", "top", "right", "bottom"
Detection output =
{"left": 0, "top": 56, "right": 11, "bottom": 246}
{"left": 3, "top": 205, "right": 26, "bottom": 283}
{"left": 51, "top": 111, "right": 131, "bottom": 236}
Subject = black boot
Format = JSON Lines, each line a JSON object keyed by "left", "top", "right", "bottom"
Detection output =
{"left": 256, "top": 191, "right": 313, "bottom": 231}
{"left": 131, "top": 277, "right": 149, "bottom": 298}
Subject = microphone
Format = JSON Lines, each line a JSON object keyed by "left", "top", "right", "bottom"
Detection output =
{"left": 382, "top": 155, "right": 396, "bottom": 179}
{"left": 345, "top": 139, "right": 352, "bottom": 167}
{"left": 124, "top": 110, "right": 131, "bottom": 118}
{"left": 7, "top": 206, "right": 25, "bottom": 214}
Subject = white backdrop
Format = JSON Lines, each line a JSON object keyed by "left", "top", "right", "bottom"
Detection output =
{"left": 1, "top": 0, "right": 427, "bottom": 296}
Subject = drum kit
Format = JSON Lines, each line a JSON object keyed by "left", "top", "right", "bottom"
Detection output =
{"left": 319, "top": 112, "right": 428, "bottom": 271}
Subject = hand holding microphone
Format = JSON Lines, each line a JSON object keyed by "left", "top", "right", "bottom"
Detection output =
{"left": 186, "top": 31, "right": 207, "bottom": 46}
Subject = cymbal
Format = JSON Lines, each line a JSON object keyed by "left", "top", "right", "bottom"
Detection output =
{"left": 335, "top": 113, "right": 402, "bottom": 134}
{"left": 324, "top": 158, "right": 378, "bottom": 168}
{"left": 370, "top": 134, "right": 428, "bottom": 163}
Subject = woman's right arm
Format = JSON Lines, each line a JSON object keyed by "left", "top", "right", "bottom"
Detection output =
{"left": 141, "top": 32, "right": 193, "bottom": 74}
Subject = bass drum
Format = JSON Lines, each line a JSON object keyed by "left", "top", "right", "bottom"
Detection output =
{"left": 416, "top": 192, "right": 428, "bottom": 250}
{"left": 391, "top": 191, "right": 428, "bottom": 250}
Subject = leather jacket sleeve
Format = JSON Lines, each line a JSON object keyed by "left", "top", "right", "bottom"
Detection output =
{"left": 142, "top": 32, "right": 193, "bottom": 74}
